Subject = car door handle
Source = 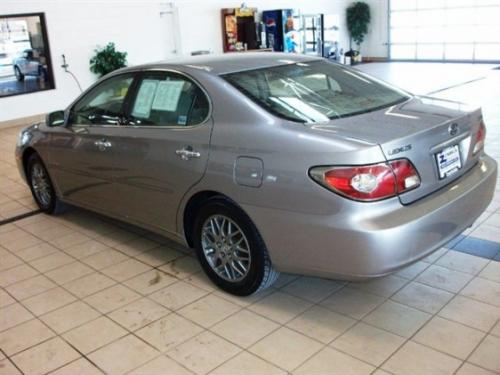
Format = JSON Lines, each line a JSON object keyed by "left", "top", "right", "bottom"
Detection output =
{"left": 175, "top": 147, "right": 201, "bottom": 160}
{"left": 94, "top": 139, "right": 112, "bottom": 150}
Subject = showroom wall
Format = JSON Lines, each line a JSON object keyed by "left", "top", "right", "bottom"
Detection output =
{"left": 175, "top": 0, "right": 389, "bottom": 58}
{"left": 0, "top": 1, "right": 180, "bottom": 123}
{"left": 0, "top": 0, "right": 389, "bottom": 124}
{"left": 176, "top": 0, "right": 390, "bottom": 64}
{"left": 360, "top": 0, "right": 389, "bottom": 58}
{"left": 175, "top": 0, "right": 353, "bottom": 54}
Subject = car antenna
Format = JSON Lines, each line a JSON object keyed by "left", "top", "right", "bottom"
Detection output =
{"left": 61, "top": 54, "right": 83, "bottom": 93}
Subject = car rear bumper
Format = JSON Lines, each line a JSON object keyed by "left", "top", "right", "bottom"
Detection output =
{"left": 242, "top": 155, "right": 497, "bottom": 280}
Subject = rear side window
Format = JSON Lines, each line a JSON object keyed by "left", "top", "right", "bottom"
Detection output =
{"left": 223, "top": 60, "right": 410, "bottom": 123}
{"left": 128, "top": 72, "right": 209, "bottom": 126}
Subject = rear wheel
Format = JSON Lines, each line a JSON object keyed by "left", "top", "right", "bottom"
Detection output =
{"left": 193, "top": 197, "right": 279, "bottom": 296}
{"left": 27, "top": 154, "right": 65, "bottom": 214}
{"left": 14, "top": 66, "right": 24, "bottom": 81}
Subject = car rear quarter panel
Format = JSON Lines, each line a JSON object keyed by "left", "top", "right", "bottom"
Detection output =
{"left": 179, "top": 69, "right": 496, "bottom": 278}
{"left": 177, "top": 68, "right": 391, "bottom": 263}
{"left": 180, "top": 67, "right": 386, "bottom": 208}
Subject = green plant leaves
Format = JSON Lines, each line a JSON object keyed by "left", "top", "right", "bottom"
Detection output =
{"left": 89, "top": 42, "right": 128, "bottom": 78}
{"left": 346, "top": 1, "right": 371, "bottom": 49}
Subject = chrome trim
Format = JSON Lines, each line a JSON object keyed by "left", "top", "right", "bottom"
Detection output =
{"left": 175, "top": 147, "right": 201, "bottom": 160}
{"left": 94, "top": 139, "right": 112, "bottom": 150}
{"left": 429, "top": 131, "right": 471, "bottom": 153}
{"left": 448, "top": 123, "right": 459, "bottom": 136}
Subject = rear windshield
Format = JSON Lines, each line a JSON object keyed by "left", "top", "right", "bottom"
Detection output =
{"left": 223, "top": 60, "right": 410, "bottom": 123}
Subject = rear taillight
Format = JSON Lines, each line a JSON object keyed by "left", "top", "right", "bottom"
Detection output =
{"left": 310, "top": 159, "right": 420, "bottom": 202}
{"left": 473, "top": 120, "right": 486, "bottom": 155}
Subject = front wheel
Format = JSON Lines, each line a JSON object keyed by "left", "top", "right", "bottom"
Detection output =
{"left": 27, "top": 154, "right": 65, "bottom": 214}
{"left": 193, "top": 197, "right": 279, "bottom": 296}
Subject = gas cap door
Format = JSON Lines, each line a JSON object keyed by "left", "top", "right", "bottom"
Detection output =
{"left": 234, "top": 157, "right": 264, "bottom": 188}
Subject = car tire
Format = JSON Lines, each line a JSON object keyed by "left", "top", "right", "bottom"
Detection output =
{"left": 14, "top": 66, "right": 24, "bottom": 81}
{"left": 27, "top": 153, "right": 66, "bottom": 214}
{"left": 193, "top": 196, "right": 279, "bottom": 296}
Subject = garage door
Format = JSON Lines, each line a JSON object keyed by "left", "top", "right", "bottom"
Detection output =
{"left": 389, "top": 0, "right": 500, "bottom": 62}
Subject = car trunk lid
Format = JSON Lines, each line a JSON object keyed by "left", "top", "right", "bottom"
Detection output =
{"left": 310, "top": 96, "right": 484, "bottom": 204}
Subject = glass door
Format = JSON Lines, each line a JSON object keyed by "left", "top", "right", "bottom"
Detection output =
{"left": 389, "top": 0, "right": 500, "bottom": 62}
{"left": 301, "top": 14, "right": 324, "bottom": 56}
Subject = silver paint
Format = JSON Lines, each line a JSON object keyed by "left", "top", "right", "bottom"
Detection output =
{"left": 15, "top": 53, "right": 497, "bottom": 280}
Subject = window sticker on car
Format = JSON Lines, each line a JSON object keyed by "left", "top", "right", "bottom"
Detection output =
{"left": 132, "top": 79, "right": 158, "bottom": 118}
{"left": 152, "top": 80, "right": 185, "bottom": 112}
{"left": 177, "top": 115, "right": 187, "bottom": 125}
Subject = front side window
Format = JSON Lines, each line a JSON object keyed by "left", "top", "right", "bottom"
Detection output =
{"left": 127, "top": 72, "right": 209, "bottom": 127}
{"left": 223, "top": 60, "right": 410, "bottom": 123}
{"left": 70, "top": 74, "right": 134, "bottom": 125}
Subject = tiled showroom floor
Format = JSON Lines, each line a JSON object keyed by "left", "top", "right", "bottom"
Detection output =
{"left": 1, "top": 64, "right": 500, "bottom": 375}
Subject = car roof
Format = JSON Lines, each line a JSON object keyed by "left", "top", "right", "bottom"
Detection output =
{"left": 126, "top": 52, "right": 323, "bottom": 75}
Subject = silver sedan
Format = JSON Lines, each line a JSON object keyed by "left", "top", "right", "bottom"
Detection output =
{"left": 16, "top": 53, "right": 497, "bottom": 295}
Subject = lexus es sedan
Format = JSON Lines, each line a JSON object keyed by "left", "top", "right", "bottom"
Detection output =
{"left": 16, "top": 53, "right": 497, "bottom": 295}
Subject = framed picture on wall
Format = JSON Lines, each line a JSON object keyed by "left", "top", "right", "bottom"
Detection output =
{"left": 0, "top": 12, "right": 55, "bottom": 98}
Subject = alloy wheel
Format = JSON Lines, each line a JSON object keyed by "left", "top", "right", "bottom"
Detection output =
{"left": 201, "top": 214, "right": 251, "bottom": 282}
{"left": 31, "top": 163, "right": 52, "bottom": 207}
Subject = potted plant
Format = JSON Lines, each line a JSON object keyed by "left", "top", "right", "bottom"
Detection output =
{"left": 346, "top": 1, "right": 371, "bottom": 65}
{"left": 89, "top": 42, "right": 127, "bottom": 78}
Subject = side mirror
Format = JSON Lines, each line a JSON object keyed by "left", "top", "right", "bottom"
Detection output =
{"left": 46, "top": 110, "right": 66, "bottom": 127}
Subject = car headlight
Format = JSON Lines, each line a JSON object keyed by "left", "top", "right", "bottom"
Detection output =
{"left": 17, "top": 131, "right": 32, "bottom": 147}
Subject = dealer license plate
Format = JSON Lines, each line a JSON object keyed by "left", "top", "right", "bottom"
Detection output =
{"left": 435, "top": 145, "right": 462, "bottom": 179}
